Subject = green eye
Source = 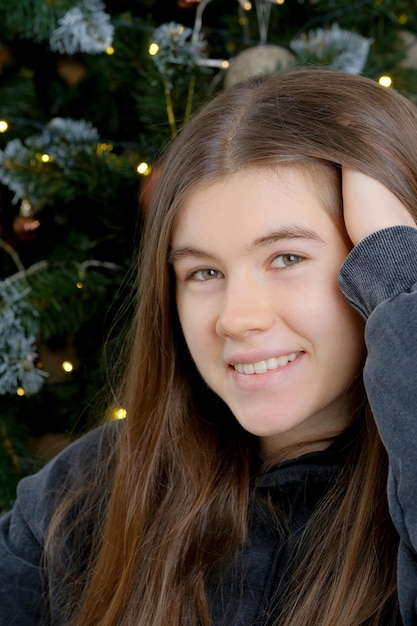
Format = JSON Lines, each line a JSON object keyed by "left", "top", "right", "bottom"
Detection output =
{"left": 272, "top": 254, "right": 303, "bottom": 268}
{"left": 190, "top": 268, "right": 222, "bottom": 281}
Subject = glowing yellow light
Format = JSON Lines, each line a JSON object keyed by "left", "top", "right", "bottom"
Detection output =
{"left": 222, "top": 60, "right": 230, "bottom": 69}
{"left": 112, "top": 407, "right": 127, "bottom": 420}
{"left": 243, "top": 1, "right": 251, "bottom": 9}
{"left": 62, "top": 361, "right": 74, "bottom": 373}
{"left": 379, "top": 75, "right": 392, "bottom": 88}
{"left": 76, "top": 281, "right": 84, "bottom": 289}
{"left": 398, "top": 13, "right": 408, "bottom": 25}
{"left": 106, "top": 46, "right": 115, "bottom": 55}
{"left": 137, "top": 161, "right": 151, "bottom": 175}
{"left": 97, "top": 142, "right": 113, "bottom": 154}
{"left": 41, "top": 153, "right": 51, "bottom": 163}
{"left": 16, "top": 387, "right": 26, "bottom": 396}
{"left": 149, "top": 42, "right": 159, "bottom": 56}
{"left": 276, "top": 0, "right": 285, "bottom": 4}
{"left": 0, "top": 120, "right": 8, "bottom": 132}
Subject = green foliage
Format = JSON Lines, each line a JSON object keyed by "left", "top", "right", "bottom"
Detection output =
{"left": 0, "top": 0, "right": 69, "bottom": 43}
{"left": 0, "top": 0, "right": 417, "bottom": 505}
{"left": 0, "top": 278, "right": 46, "bottom": 396}
{"left": 0, "top": 412, "right": 41, "bottom": 511}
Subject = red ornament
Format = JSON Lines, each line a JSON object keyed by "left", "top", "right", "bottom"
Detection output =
{"left": 12, "top": 199, "right": 40, "bottom": 240}
{"left": 177, "top": 0, "right": 201, "bottom": 8}
{"left": 12, "top": 215, "right": 40, "bottom": 241}
{"left": 139, "top": 163, "right": 162, "bottom": 212}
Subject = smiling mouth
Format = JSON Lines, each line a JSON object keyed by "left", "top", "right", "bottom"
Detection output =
{"left": 233, "top": 352, "right": 299, "bottom": 375}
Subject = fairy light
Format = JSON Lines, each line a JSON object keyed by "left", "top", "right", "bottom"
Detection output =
{"left": 112, "top": 407, "right": 127, "bottom": 420}
{"left": 379, "top": 75, "right": 392, "bottom": 88}
{"left": 149, "top": 42, "right": 159, "bottom": 56}
{"left": 62, "top": 361, "right": 74, "bottom": 373}
{"left": 97, "top": 142, "right": 113, "bottom": 154}
{"left": 398, "top": 13, "right": 408, "bottom": 25}
{"left": 106, "top": 46, "right": 115, "bottom": 55}
{"left": 137, "top": 161, "right": 151, "bottom": 175}
{"left": 16, "top": 387, "right": 26, "bottom": 397}
{"left": 0, "top": 120, "right": 8, "bottom": 132}
{"left": 76, "top": 281, "right": 84, "bottom": 289}
{"left": 41, "top": 153, "right": 51, "bottom": 163}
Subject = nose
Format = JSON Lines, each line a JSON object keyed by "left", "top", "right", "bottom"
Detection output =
{"left": 215, "top": 277, "right": 276, "bottom": 338}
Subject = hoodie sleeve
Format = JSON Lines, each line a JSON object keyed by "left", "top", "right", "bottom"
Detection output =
{"left": 339, "top": 225, "right": 417, "bottom": 626}
{"left": 0, "top": 423, "right": 116, "bottom": 626}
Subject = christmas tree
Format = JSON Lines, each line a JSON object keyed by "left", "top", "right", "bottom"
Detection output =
{"left": 0, "top": 0, "right": 416, "bottom": 508}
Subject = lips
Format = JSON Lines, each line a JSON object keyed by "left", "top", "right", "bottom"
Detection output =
{"left": 232, "top": 352, "right": 299, "bottom": 375}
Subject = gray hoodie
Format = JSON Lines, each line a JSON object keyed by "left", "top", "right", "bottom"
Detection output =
{"left": 0, "top": 226, "right": 416, "bottom": 625}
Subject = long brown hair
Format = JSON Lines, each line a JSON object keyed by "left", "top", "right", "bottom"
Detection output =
{"left": 47, "top": 67, "right": 417, "bottom": 624}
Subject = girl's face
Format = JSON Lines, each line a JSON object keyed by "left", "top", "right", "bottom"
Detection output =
{"left": 170, "top": 168, "right": 365, "bottom": 456}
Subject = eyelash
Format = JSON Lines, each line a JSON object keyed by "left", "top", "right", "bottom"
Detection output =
{"left": 186, "top": 268, "right": 223, "bottom": 282}
{"left": 271, "top": 253, "right": 304, "bottom": 268}
{"left": 185, "top": 253, "right": 304, "bottom": 282}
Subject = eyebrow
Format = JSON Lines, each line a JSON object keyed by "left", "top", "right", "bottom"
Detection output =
{"left": 247, "top": 225, "right": 325, "bottom": 253}
{"left": 168, "top": 225, "right": 325, "bottom": 264}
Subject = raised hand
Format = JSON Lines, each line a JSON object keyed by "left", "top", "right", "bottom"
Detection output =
{"left": 341, "top": 168, "right": 416, "bottom": 246}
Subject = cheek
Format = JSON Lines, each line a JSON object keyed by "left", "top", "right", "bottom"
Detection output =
{"left": 291, "top": 277, "right": 365, "bottom": 360}
{"left": 176, "top": 293, "right": 212, "bottom": 357}
{"left": 316, "top": 285, "right": 366, "bottom": 369}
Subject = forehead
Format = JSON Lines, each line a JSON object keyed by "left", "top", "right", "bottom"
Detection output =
{"left": 171, "top": 166, "right": 341, "bottom": 247}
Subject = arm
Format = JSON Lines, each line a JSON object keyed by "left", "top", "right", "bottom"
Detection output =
{"left": 0, "top": 423, "right": 116, "bottom": 625}
{"left": 0, "top": 475, "right": 49, "bottom": 625}
{"left": 340, "top": 170, "right": 417, "bottom": 625}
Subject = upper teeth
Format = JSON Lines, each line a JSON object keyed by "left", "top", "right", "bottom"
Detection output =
{"left": 233, "top": 352, "right": 298, "bottom": 375}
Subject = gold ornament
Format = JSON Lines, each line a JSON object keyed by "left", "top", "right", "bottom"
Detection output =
{"left": 224, "top": 45, "right": 296, "bottom": 89}
{"left": 57, "top": 56, "right": 86, "bottom": 86}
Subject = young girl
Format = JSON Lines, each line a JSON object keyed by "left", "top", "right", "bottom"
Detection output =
{"left": 1, "top": 67, "right": 417, "bottom": 626}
